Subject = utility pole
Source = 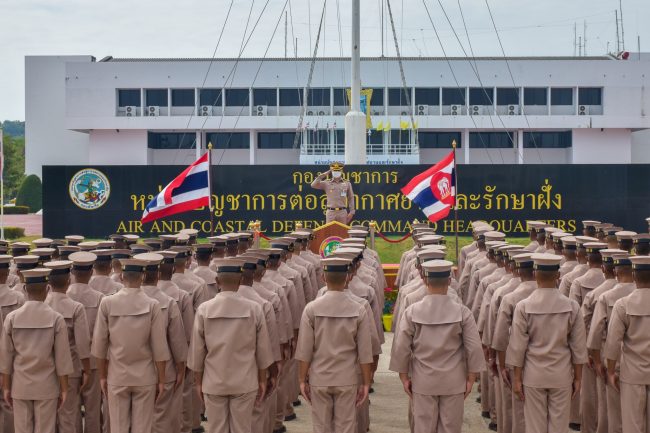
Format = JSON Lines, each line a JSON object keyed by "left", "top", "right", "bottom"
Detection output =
{"left": 578, "top": 36, "right": 582, "bottom": 56}
{"left": 583, "top": 20, "right": 587, "bottom": 56}
{"left": 619, "top": 0, "right": 625, "bottom": 50}
{"left": 345, "top": 0, "right": 367, "bottom": 164}
{"left": 615, "top": 10, "right": 620, "bottom": 52}
{"left": 574, "top": 23, "right": 577, "bottom": 56}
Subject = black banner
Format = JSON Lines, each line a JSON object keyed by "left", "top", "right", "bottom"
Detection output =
{"left": 43, "top": 164, "right": 650, "bottom": 238}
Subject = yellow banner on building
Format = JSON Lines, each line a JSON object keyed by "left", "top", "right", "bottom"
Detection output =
{"left": 346, "top": 88, "right": 374, "bottom": 129}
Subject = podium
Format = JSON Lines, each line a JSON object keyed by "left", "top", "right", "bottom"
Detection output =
{"left": 309, "top": 221, "right": 351, "bottom": 257}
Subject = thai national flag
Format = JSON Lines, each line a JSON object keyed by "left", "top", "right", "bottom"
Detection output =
{"left": 401, "top": 151, "right": 456, "bottom": 223}
{"left": 142, "top": 153, "right": 210, "bottom": 223}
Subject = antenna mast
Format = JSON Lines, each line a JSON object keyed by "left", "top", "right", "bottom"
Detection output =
{"left": 344, "top": 0, "right": 367, "bottom": 164}
{"left": 619, "top": 0, "right": 625, "bottom": 50}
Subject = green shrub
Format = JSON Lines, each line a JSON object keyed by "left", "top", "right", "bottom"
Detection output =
{"left": 1, "top": 206, "right": 29, "bottom": 214}
{"left": 2, "top": 227, "right": 25, "bottom": 239}
{"left": 15, "top": 175, "right": 42, "bottom": 212}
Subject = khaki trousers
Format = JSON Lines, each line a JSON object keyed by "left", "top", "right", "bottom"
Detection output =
{"left": 0, "top": 398, "right": 14, "bottom": 433}
{"left": 581, "top": 367, "right": 598, "bottom": 433}
{"left": 325, "top": 210, "right": 349, "bottom": 224}
{"left": 107, "top": 384, "right": 156, "bottom": 433}
{"left": 191, "top": 381, "right": 203, "bottom": 429}
{"left": 77, "top": 369, "right": 102, "bottom": 433}
{"left": 619, "top": 382, "right": 650, "bottom": 433}
{"left": 511, "top": 384, "right": 526, "bottom": 433}
{"left": 481, "top": 371, "right": 490, "bottom": 412}
{"left": 606, "top": 382, "right": 622, "bottom": 433}
{"left": 265, "top": 387, "right": 278, "bottom": 433}
{"left": 356, "top": 396, "right": 370, "bottom": 433}
{"left": 412, "top": 392, "right": 464, "bottom": 433}
{"left": 153, "top": 381, "right": 182, "bottom": 433}
{"left": 204, "top": 391, "right": 256, "bottom": 433}
{"left": 596, "top": 375, "right": 608, "bottom": 433}
{"left": 57, "top": 377, "right": 80, "bottom": 433}
{"left": 274, "top": 361, "right": 291, "bottom": 430}
{"left": 494, "top": 374, "right": 502, "bottom": 433}
{"left": 523, "top": 386, "right": 572, "bottom": 433}
{"left": 571, "top": 389, "right": 581, "bottom": 425}
{"left": 13, "top": 398, "right": 58, "bottom": 433}
{"left": 498, "top": 370, "right": 512, "bottom": 433}
{"left": 182, "top": 369, "right": 194, "bottom": 433}
{"left": 310, "top": 385, "right": 357, "bottom": 433}
{"left": 252, "top": 390, "right": 268, "bottom": 433}
{"left": 489, "top": 374, "right": 497, "bottom": 423}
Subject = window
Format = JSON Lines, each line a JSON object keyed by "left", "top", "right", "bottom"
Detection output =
{"left": 469, "top": 88, "right": 494, "bottom": 106}
{"left": 333, "top": 88, "right": 349, "bottom": 106}
{"left": 308, "top": 88, "right": 330, "bottom": 106}
{"left": 496, "top": 88, "right": 519, "bottom": 105}
{"left": 418, "top": 131, "right": 461, "bottom": 148}
{"left": 199, "top": 89, "right": 222, "bottom": 107}
{"left": 388, "top": 88, "right": 412, "bottom": 106}
{"left": 578, "top": 88, "right": 602, "bottom": 105}
{"left": 206, "top": 132, "right": 250, "bottom": 149}
{"left": 390, "top": 130, "right": 412, "bottom": 144}
{"left": 118, "top": 89, "right": 140, "bottom": 107}
{"left": 414, "top": 88, "right": 440, "bottom": 106}
{"left": 369, "top": 88, "right": 384, "bottom": 106}
{"left": 442, "top": 88, "right": 466, "bottom": 105}
{"left": 524, "top": 88, "right": 547, "bottom": 105}
{"left": 367, "top": 130, "right": 384, "bottom": 144}
{"left": 306, "top": 129, "right": 330, "bottom": 144}
{"left": 469, "top": 132, "right": 514, "bottom": 148}
{"left": 279, "top": 88, "right": 303, "bottom": 106}
{"left": 225, "top": 89, "right": 249, "bottom": 107}
{"left": 171, "top": 89, "right": 195, "bottom": 107}
{"left": 253, "top": 89, "right": 277, "bottom": 107}
{"left": 145, "top": 89, "right": 168, "bottom": 107}
{"left": 258, "top": 132, "right": 298, "bottom": 149}
{"left": 524, "top": 131, "right": 572, "bottom": 148}
{"left": 551, "top": 88, "right": 573, "bottom": 106}
{"left": 147, "top": 132, "right": 196, "bottom": 149}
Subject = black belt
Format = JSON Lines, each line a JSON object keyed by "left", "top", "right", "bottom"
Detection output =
{"left": 327, "top": 207, "right": 348, "bottom": 211}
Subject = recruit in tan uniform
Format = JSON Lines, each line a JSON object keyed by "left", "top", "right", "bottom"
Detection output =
{"left": 193, "top": 244, "right": 219, "bottom": 302}
{"left": 507, "top": 253, "right": 588, "bottom": 433}
{"left": 89, "top": 250, "right": 125, "bottom": 296}
{"left": 0, "top": 268, "right": 74, "bottom": 433}
{"left": 310, "top": 162, "right": 355, "bottom": 224}
{"left": 295, "top": 258, "right": 374, "bottom": 433}
{"left": 43, "top": 260, "right": 92, "bottom": 433}
{"left": 390, "top": 260, "right": 485, "bottom": 433}
{"left": 188, "top": 259, "right": 275, "bottom": 433}
{"left": 91, "top": 258, "right": 170, "bottom": 433}
{"left": 605, "top": 255, "right": 650, "bottom": 433}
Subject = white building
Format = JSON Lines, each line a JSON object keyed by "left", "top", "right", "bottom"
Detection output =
{"left": 25, "top": 54, "right": 650, "bottom": 176}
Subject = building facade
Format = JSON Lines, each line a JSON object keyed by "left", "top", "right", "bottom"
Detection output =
{"left": 25, "top": 54, "right": 650, "bottom": 176}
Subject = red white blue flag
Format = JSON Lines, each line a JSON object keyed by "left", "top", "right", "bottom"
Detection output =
{"left": 401, "top": 151, "right": 456, "bottom": 223}
{"left": 141, "top": 152, "right": 210, "bottom": 223}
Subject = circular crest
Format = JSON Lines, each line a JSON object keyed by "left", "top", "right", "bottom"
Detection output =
{"left": 69, "top": 169, "right": 111, "bottom": 210}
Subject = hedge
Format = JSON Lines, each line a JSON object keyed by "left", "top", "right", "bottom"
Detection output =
{"left": 15, "top": 175, "right": 42, "bottom": 212}
{"left": 1, "top": 206, "right": 29, "bottom": 214}
{"left": 2, "top": 227, "right": 25, "bottom": 239}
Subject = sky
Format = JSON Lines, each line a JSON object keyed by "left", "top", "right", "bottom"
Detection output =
{"left": 1, "top": 0, "right": 648, "bottom": 120}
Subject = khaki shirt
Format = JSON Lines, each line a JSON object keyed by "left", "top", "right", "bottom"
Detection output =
{"left": 286, "top": 260, "right": 312, "bottom": 305}
{"left": 238, "top": 285, "right": 282, "bottom": 362}
{"left": 586, "top": 282, "right": 635, "bottom": 352}
{"left": 295, "top": 291, "right": 373, "bottom": 387}
{"left": 390, "top": 295, "right": 485, "bottom": 395}
{"left": 253, "top": 279, "right": 291, "bottom": 344}
{"left": 172, "top": 271, "right": 207, "bottom": 311}
{"left": 0, "top": 284, "right": 25, "bottom": 325}
{"left": 458, "top": 242, "right": 478, "bottom": 274}
{"left": 476, "top": 272, "right": 511, "bottom": 334}
{"left": 348, "top": 276, "right": 384, "bottom": 344}
{"left": 604, "top": 289, "right": 650, "bottom": 385}
{"left": 523, "top": 241, "right": 540, "bottom": 252}
{"left": 265, "top": 269, "right": 301, "bottom": 331}
{"left": 89, "top": 275, "right": 123, "bottom": 296}
{"left": 491, "top": 281, "right": 538, "bottom": 353}
{"left": 91, "top": 287, "right": 170, "bottom": 386}
{"left": 45, "top": 292, "right": 91, "bottom": 378}
{"left": 0, "top": 301, "right": 74, "bottom": 400}
{"left": 159, "top": 280, "right": 195, "bottom": 344}
{"left": 559, "top": 263, "right": 588, "bottom": 297}
{"left": 279, "top": 263, "right": 306, "bottom": 314}
{"left": 470, "top": 264, "right": 502, "bottom": 320}
{"left": 188, "top": 292, "right": 274, "bottom": 395}
{"left": 193, "top": 266, "right": 219, "bottom": 301}
{"left": 569, "top": 268, "right": 605, "bottom": 307}
{"left": 391, "top": 278, "right": 425, "bottom": 332}
{"left": 483, "top": 276, "right": 521, "bottom": 347}
{"left": 506, "top": 288, "right": 588, "bottom": 388}
{"left": 310, "top": 176, "right": 355, "bottom": 212}
{"left": 6, "top": 273, "right": 20, "bottom": 288}
{"left": 67, "top": 283, "right": 104, "bottom": 369}
{"left": 580, "top": 278, "right": 616, "bottom": 336}
{"left": 560, "top": 259, "right": 578, "bottom": 279}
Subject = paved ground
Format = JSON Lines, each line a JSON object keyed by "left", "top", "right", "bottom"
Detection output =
{"left": 3, "top": 214, "right": 42, "bottom": 236}
{"left": 272, "top": 333, "right": 491, "bottom": 433}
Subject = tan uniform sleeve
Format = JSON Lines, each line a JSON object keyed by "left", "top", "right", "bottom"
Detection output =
{"left": 559, "top": 275, "right": 572, "bottom": 297}
{"left": 569, "top": 306, "right": 588, "bottom": 364}
{"left": 492, "top": 301, "right": 512, "bottom": 352}
{"left": 294, "top": 308, "right": 315, "bottom": 363}
{"left": 505, "top": 304, "right": 529, "bottom": 368}
{"left": 364, "top": 302, "right": 382, "bottom": 356}
{"left": 586, "top": 297, "right": 607, "bottom": 351}
{"left": 150, "top": 303, "right": 171, "bottom": 363}
{"left": 0, "top": 318, "right": 15, "bottom": 374}
{"left": 356, "top": 307, "right": 373, "bottom": 365}
{"left": 255, "top": 307, "right": 275, "bottom": 370}
{"left": 74, "top": 305, "right": 92, "bottom": 361}
{"left": 388, "top": 308, "right": 414, "bottom": 374}
{"left": 286, "top": 281, "right": 301, "bottom": 330}
{"left": 347, "top": 181, "right": 355, "bottom": 213}
{"left": 181, "top": 294, "right": 195, "bottom": 344}
{"left": 569, "top": 280, "right": 581, "bottom": 305}
{"left": 310, "top": 174, "right": 327, "bottom": 190}
{"left": 187, "top": 306, "right": 206, "bottom": 372}
{"left": 462, "top": 306, "right": 487, "bottom": 373}
{"left": 604, "top": 301, "right": 627, "bottom": 362}
{"left": 91, "top": 299, "right": 109, "bottom": 360}
{"left": 263, "top": 303, "right": 282, "bottom": 362}
{"left": 167, "top": 302, "right": 189, "bottom": 364}
{"left": 54, "top": 316, "right": 75, "bottom": 376}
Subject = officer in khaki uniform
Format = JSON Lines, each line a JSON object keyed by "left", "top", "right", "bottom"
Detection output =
{"left": 310, "top": 162, "right": 356, "bottom": 224}
{"left": 91, "top": 258, "right": 170, "bottom": 433}
{"left": 0, "top": 268, "right": 74, "bottom": 433}
{"left": 391, "top": 260, "right": 485, "bottom": 433}
{"left": 188, "top": 259, "right": 275, "bottom": 433}
{"left": 43, "top": 260, "right": 92, "bottom": 433}
{"left": 295, "top": 258, "right": 374, "bottom": 433}
{"left": 605, "top": 256, "right": 650, "bottom": 433}
{"left": 507, "top": 254, "right": 588, "bottom": 433}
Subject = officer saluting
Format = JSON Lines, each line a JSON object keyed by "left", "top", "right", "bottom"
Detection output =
{"left": 310, "top": 162, "right": 356, "bottom": 224}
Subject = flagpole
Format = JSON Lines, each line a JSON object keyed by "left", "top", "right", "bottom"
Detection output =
{"left": 452, "top": 139, "right": 459, "bottom": 267}
{"left": 207, "top": 142, "right": 214, "bottom": 237}
{"left": 0, "top": 128, "right": 4, "bottom": 241}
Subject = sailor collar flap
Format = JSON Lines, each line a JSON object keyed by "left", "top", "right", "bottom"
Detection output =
{"left": 109, "top": 292, "right": 153, "bottom": 317}
{"left": 142, "top": 286, "right": 171, "bottom": 310}
{"left": 0, "top": 290, "right": 21, "bottom": 307}
{"left": 524, "top": 289, "right": 574, "bottom": 314}
{"left": 159, "top": 281, "right": 181, "bottom": 301}
{"left": 67, "top": 284, "right": 101, "bottom": 308}
{"left": 13, "top": 302, "right": 57, "bottom": 328}
{"left": 577, "top": 269, "right": 606, "bottom": 290}
{"left": 625, "top": 289, "right": 650, "bottom": 316}
{"left": 205, "top": 294, "right": 252, "bottom": 319}
{"left": 606, "top": 283, "right": 636, "bottom": 307}
{"left": 47, "top": 293, "right": 76, "bottom": 319}
{"left": 313, "top": 292, "right": 361, "bottom": 318}
{"left": 411, "top": 295, "right": 462, "bottom": 325}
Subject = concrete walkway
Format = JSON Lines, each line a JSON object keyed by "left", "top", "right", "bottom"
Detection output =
{"left": 2, "top": 214, "right": 42, "bottom": 236}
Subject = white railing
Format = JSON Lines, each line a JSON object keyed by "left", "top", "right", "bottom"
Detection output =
{"left": 300, "top": 142, "right": 418, "bottom": 156}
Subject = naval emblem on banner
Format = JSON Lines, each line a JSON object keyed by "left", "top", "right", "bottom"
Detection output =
{"left": 69, "top": 168, "right": 111, "bottom": 210}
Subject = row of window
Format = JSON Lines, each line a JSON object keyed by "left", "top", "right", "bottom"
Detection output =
{"left": 121, "top": 87, "right": 602, "bottom": 108}
{"left": 147, "top": 130, "right": 572, "bottom": 150}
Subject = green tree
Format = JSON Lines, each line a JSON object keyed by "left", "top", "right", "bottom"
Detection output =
{"left": 2, "top": 133, "right": 25, "bottom": 201}
{"left": 15, "top": 174, "right": 42, "bottom": 212}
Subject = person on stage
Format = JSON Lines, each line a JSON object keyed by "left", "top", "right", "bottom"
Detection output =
{"left": 310, "top": 163, "right": 356, "bottom": 224}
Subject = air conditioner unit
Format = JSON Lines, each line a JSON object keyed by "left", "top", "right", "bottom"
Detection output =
{"left": 334, "top": 111, "right": 342, "bottom": 115}
{"left": 401, "top": 111, "right": 408, "bottom": 116}
{"left": 507, "top": 105, "right": 519, "bottom": 115}
{"left": 146, "top": 106, "right": 160, "bottom": 117}
{"left": 372, "top": 110, "right": 380, "bottom": 115}
{"left": 307, "top": 110, "right": 314, "bottom": 116}
{"left": 318, "top": 111, "right": 326, "bottom": 116}
{"left": 199, "top": 105, "right": 213, "bottom": 116}
{"left": 124, "top": 106, "right": 137, "bottom": 117}
{"left": 254, "top": 105, "right": 267, "bottom": 116}
{"left": 578, "top": 105, "right": 589, "bottom": 115}
{"left": 450, "top": 104, "right": 461, "bottom": 115}
{"left": 417, "top": 104, "right": 429, "bottom": 116}
{"left": 470, "top": 105, "right": 482, "bottom": 115}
